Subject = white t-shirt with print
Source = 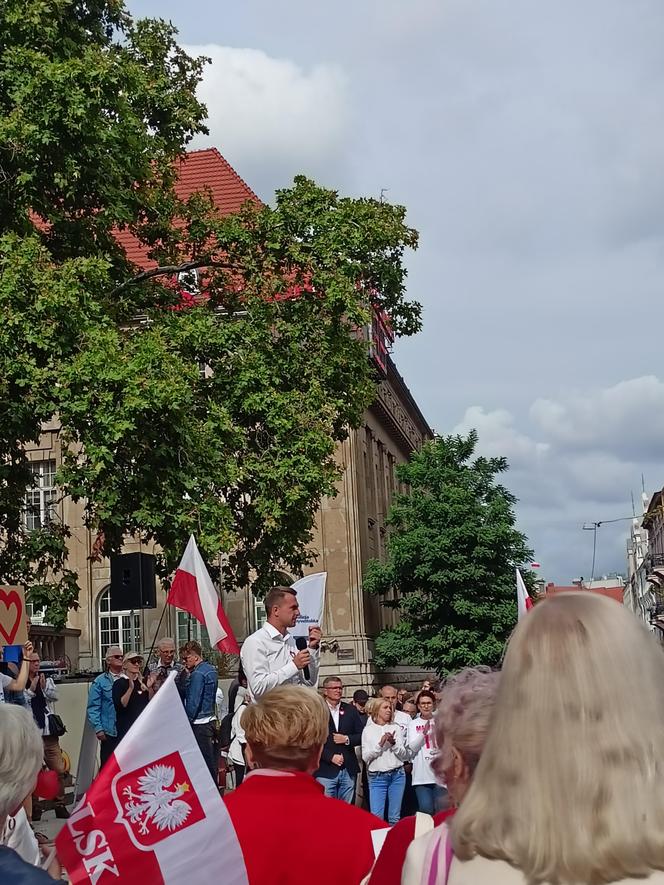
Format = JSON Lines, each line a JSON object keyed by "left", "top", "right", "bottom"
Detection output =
{"left": 407, "top": 715, "right": 439, "bottom": 785}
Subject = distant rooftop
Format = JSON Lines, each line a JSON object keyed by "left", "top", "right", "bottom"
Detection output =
{"left": 544, "top": 582, "right": 624, "bottom": 604}
{"left": 115, "top": 147, "right": 260, "bottom": 269}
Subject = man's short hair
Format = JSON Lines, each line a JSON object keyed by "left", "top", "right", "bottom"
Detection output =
{"left": 264, "top": 585, "right": 297, "bottom": 614}
{"left": 379, "top": 685, "right": 397, "bottom": 697}
{"left": 353, "top": 689, "right": 369, "bottom": 704}
{"left": 180, "top": 640, "right": 203, "bottom": 657}
{"left": 157, "top": 637, "right": 175, "bottom": 650}
{"left": 322, "top": 676, "right": 343, "bottom": 688}
{"left": 243, "top": 686, "right": 328, "bottom": 771}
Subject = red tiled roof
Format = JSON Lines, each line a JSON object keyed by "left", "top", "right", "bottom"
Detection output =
{"left": 544, "top": 583, "right": 624, "bottom": 604}
{"left": 115, "top": 147, "right": 261, "bottom": 270}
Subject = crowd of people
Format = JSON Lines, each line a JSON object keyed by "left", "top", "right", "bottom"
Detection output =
{"left": 5, "top": 590, "right": 664, "bottom": 884}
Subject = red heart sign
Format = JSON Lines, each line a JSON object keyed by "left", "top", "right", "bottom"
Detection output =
{"left": 0, "top": 588, "right": 23, "bottom": 645}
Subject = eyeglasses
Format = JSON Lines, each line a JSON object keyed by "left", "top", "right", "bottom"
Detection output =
{"left": 325, "top": 686, "right": 343, "bottom": 691}
{"left": 127, "top": 658, "right": 142, "bottom": 664}
{"left": 109, "top": 655, "right": 122, "bottom": 659}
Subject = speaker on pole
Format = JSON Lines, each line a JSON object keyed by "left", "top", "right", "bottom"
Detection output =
{"left": 109, "top": 552, "right": 157, "bottom": 610}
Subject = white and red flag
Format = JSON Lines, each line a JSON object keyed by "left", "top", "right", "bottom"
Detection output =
{"left": 516, "top": 568, "right": 534, "bottom": 620}
{"left": 56, "top": 672, "right": 248, "bottom": 884}
{"left": 167, "top": 535, "right": 240, "bottom": 655}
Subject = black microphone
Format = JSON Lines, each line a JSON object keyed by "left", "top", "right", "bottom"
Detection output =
{"left": 294, "top": 636, "right": 310, "bottom": 681}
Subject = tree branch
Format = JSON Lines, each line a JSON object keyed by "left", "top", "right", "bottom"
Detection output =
{"left": 109, "top": 258, "right": 237, "bottom": 297}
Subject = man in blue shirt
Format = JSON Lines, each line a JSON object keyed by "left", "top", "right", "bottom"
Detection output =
{"left": 86, "top": 645, "right": 123, "bottom": 768}
{"left": 182, "top": 640, "right": 219, "bottom": 785}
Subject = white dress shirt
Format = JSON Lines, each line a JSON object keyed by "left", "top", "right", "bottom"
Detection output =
{"left": 240, "top": 622, "right": 320, "bottom": 699}
{"left": 327, "top": 701, "right": 340, "bottom": 730}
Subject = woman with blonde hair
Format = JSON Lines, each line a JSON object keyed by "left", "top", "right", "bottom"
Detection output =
{"left": 362, "top": 695, "right": 410, "bottom": 823}
{"left": 405, "top": 592, "right": 664, "bottom": 884}
{"left": 224, "top": 686, "right": 388, "bottom": 884}
{"left": 368, "top": 667, "right": 499, "bottom": 885}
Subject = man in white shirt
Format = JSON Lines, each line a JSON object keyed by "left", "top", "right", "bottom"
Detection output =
{"left": 240, "top": 586, "right": 322, "bottom": 699}
{"left": 379, "top": 685, "right": 413, "bottom": 739}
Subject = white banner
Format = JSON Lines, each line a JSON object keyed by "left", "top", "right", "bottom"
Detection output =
{"left": 288, "top": 572, "right": 327, "bottom": 638}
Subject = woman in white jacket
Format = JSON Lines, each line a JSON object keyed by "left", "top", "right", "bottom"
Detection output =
{"left": 362, "top": 697, "right": 410, "bottom": 823}
{"left": 228, "top": 693, "right": 250, "bottom": 787}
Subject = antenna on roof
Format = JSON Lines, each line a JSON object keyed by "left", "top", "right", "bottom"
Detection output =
{"left": 631, "top": 491, "right": 636, "bottom": 517}
{"left": 379, "top": 188, "right": 389, "bottom": 203}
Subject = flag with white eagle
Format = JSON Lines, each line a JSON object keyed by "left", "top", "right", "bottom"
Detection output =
{"left": 56, "top": 672, "right": 248, "bottom": 884}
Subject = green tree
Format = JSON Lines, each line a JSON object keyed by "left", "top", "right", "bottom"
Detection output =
{"left": 364, "top": 432, "right": 533, "bottom": 674}
{"left": 0, "top": 0, "right": 421, "bottom": 626}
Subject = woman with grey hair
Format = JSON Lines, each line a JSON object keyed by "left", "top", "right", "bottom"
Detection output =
{"left": 367, "top": 667, "right": 500, "bottom": 885}
{"left": 0, "top": 705, "right": 55, "bottom": 882}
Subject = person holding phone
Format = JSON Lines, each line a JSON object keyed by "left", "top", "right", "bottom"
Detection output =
{"left": 0, "top": 642, "right": 33, "bottom": 704}
{"left": 25, "top": 652, "right": 69, "bottom": 821}
{"left": 362, "top": 697, "right": 410, "bottom": 823}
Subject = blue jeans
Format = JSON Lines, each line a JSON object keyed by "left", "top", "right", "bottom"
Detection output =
{"left": 316, "top": 767, "right": 356, "bottom": 803}
{"left": 368, "top": 768, "right": 406, "bottom": 824}
{"left": 415, "top": 783, "right": 447, "bottom": 815}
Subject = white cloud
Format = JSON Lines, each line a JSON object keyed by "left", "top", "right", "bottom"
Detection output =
{"left": 454, "top": 377, "right": 662, "bottom": 582}
{"left": 531, "top": 376, "right": 664, "bottom": 458}
{"left": 184, "top": 45, "right": 350, "bottom": 199}
{"left": 453, "top": 406, "right": 549, "bottom": 466}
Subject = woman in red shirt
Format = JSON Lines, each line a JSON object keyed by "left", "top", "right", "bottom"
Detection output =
{"left": 368, "top": 667, "right": 500, "bottom": 885}
{"left": 224, "top": 685, "right": 388, "bottom": 884}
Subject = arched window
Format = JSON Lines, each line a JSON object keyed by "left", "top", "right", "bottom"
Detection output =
{"left": 98, "top": 587, "right": 141, "bottom": 660}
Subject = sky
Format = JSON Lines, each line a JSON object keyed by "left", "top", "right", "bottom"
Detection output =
{"left": 130, "top": 0, "right": 664, "bottom": 583}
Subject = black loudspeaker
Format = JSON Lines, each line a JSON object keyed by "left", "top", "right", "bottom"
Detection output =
{"left": 109, "top": 553, "right": 157, "bottom": 610}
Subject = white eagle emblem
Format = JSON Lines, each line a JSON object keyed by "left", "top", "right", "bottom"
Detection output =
{"left": 121, "top": 764, "right": 192, "bottom": 836}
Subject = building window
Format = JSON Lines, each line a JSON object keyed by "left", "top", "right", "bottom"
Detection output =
{"left": 177, "top": 268, "right": 200, "bottom": 294}
{"left": 176, "top": 610, "right": 211, "bottom": 651}
{"left": 254, "top": 598, "right": 267, "bottom": 631}
{"left": 25, "top": 460, "right": 57, "bottom": 531}
{"left": 25, "top": 602, "right": 48, "bottom": 626}
{"left": 98, "top": 588, "right": 141, "bottom": 660}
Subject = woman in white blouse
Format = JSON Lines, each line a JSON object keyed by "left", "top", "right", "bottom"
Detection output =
{"left": 361, "top": 697, "right": 410, "bottom": 823}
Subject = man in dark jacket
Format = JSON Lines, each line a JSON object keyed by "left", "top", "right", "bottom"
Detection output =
{"left": 314, "top": 676, "right": 363, "bottom": 803}
{"left": 182, "top": 641, "right": 219, "bottom": 784}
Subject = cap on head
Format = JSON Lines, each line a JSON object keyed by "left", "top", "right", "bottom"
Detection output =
{"left": 105, "top": 645, "right": 123, "bottom": 661}
{"left": 122, "top": 651, "right": 144, "bottom": 665}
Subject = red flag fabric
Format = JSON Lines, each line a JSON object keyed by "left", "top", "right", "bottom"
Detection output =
{"left": 55, "top": 673, "right": 248, "bottom": 884}
{"left": 167, "top": 535, "right": 240, "bottom": 655}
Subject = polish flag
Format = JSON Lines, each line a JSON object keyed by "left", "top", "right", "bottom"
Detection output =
{"left": 167, "top": 535, "right": 240, "bottom": 655}
{"left": 516, "top": 568, "right": 534, "bottom": 620}
{"left": 56, "top": 672, "right": 248, "bottom": 884}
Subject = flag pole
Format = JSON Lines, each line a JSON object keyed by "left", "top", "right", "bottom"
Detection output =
{"left": 142, "top": 599, "right": 169, "bottom": 677}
